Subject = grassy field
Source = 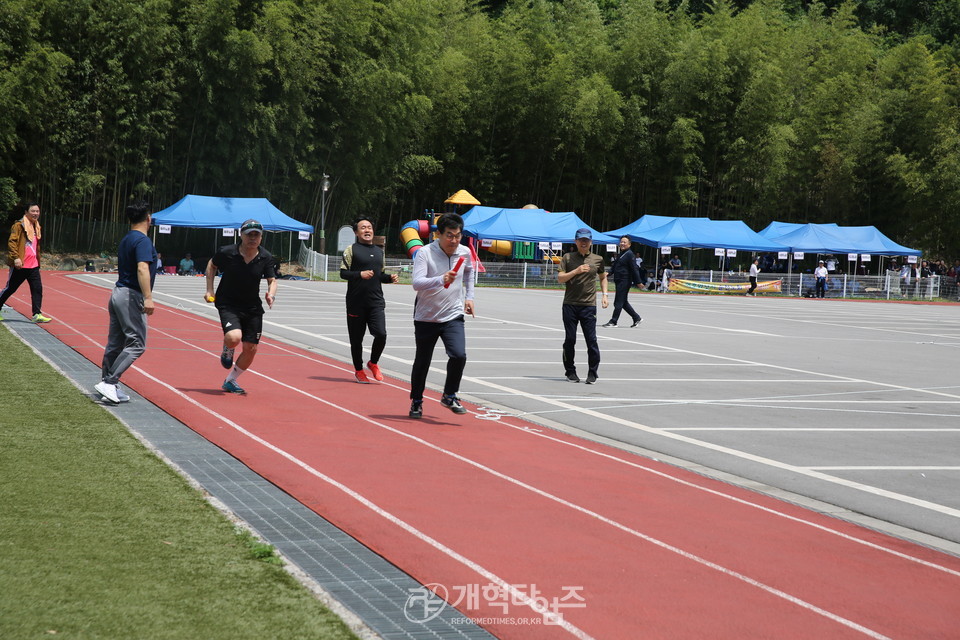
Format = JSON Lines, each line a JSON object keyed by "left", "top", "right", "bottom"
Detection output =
{"left": 0, "top": 323, "right": 358, "bottom": 640}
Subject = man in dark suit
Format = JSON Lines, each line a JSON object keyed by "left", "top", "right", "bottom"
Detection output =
{"left": 602, "top": 236, "right": 644, "bottom": 328}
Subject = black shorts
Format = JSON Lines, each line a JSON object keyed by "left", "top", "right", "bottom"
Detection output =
{"left": 217, "top": 307, "right": 263, "bottom": 344}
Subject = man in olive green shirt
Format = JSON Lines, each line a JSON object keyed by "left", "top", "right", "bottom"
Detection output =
{"left": 558, "top": 228, "right": 608, "bottom": 384}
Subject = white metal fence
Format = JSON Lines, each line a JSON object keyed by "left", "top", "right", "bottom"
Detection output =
{"left": 297, "top": 244, "right": 957, "bottom": 300}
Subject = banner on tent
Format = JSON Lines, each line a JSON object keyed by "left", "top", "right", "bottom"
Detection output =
{"left": 668, "top": 279, "right": 782, "bottom": 294}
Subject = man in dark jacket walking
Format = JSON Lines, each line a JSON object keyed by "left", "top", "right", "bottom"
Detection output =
{"left": 602, "top": 236, "right": 644, "bottom": 328}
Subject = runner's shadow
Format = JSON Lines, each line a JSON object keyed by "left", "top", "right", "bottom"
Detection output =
{"left": 178, "top": 388, "right": 235, "bottom": 396}
{"left": 369, "top": 414, "right": 461, "bottom": 426}
{"left": 307, "top": 375, "right": 353, "bottom": 383}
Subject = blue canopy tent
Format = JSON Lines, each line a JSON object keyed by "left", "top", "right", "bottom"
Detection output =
{"left": 759, "top": 222, "right": 919, "bottom": 256}
{"left": 629, "top": 218, "right": 786, "bottom": 252}
{"left": 607, "top": 215, "right": 787, "bottom": 276}
{"left": 152, "top": 195, "right": 313, "bottom": 233}
{"left": 151, "top": 195, "right": 314, "bottom": 267}
{"left": 463, "top": 208, "right": 619, "bottom": 244}
{"left": 759, "top": 222, "right": 920, "bottom": 275}
{"left": 836, "top": 226, "right": 921, "bottom": 257}
{"left": 758, "top": 223, "right": 859, "bottom": 254}
{"left": 606, "top": 214, "right": 682, "bottom": 239}
{"left": 460, "top": 205, "right": 518, "bottom": 228}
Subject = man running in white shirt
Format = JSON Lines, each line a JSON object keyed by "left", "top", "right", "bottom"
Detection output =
{"left": 408, "top": 213, "right": 475, "bottom": 419}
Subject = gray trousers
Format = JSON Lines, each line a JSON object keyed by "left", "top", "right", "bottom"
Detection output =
{"left": 101, "top": 287, "right": 148, "bottom": 384}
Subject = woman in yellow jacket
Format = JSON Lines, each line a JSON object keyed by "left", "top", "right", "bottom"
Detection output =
{"left": 0, "top": 202, "right": 51, "bottom": 323}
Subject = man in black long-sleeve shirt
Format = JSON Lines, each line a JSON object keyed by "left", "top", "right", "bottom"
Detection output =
{"left": 341, "top": 217, "right": 398, "bottom": 383}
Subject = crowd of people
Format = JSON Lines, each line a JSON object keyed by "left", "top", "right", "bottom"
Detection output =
{"left": 83, "top": 212, "right": 656, "bottom": 418}
{"left": 7, "top": 201, "right": 957, "bottom": 411}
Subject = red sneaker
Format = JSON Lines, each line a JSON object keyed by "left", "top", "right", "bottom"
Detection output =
{"left": 367, "top": 361, "right": 384, "bottom": 382}
{"left": 355, "top": 370, "right": 370, "bottom": 384}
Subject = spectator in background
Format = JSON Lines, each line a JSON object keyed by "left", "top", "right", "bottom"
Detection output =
{"left": 746, "top": 256, "right": 760, "bottom": 296}
{"left": 661, "top": 263, "right": 673, "bottom": 293}
{"left": 669, "top": 254, "right": 681, "bottom": 269}
{"left": 0, "top": 202, "right": 51, "bottom": 323}
{"left": 156, "top": 252, "right": 164, "bottom": 274}
{"left": 814, "top": 260, "right": 829, "bottom": 298}
{"left": 178, "top": 252, "right": 195, "bottom": 275}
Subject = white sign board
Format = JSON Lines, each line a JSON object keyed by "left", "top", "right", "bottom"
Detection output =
{"left": 715, "top": 248, "right": 725, "bottom": 257}
{"left": 551, "top": 242, "right": 562, "bottom": 251}
{"left": 848, "top": 253, "right": 858, "bottom": 261}
{"left": 606, "top": 244, "right": 617, "bottom": 253}
{"left": 778, "top": 251, "right": 788, "bottom": 260}
{"left": 907, "top": 255, "right": 918, "bottom": 264}
{"left": 726, "top": 249, "right": 737, "bottom": 257}
{"left": 336, "top": 225, "right": 355, "bottom": 252}
{"left": 298, "top": 231, "right": 310, "bottom": 240}
{"left": 794, "top": 252, "right": 804, "bottom": 260}
{"left": 158, "top": 225, "right": 172, "bottom": 234}
{"left": 538, "top": 242, "right": 550, "bottom": 250}
{"left": 480, "top": 238, "right": 494, "bottom": 248}
{"left": 661, "top": 246, "right": 671, "bottom": 255}
{"left": 860, "top": 254, "right": 872, "bottom": 261}
{"left": 222, "top": 228, "right": 235, "bottom": 237}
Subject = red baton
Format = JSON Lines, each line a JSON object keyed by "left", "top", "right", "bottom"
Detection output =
{"left": 444, "top": 256, "right": 465, "bottom": 288}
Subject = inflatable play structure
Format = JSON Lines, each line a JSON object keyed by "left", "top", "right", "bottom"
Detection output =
{"left": 401, "top": 193, "right": 547, "bottom": 259}
{"left": 400, "top": 189, "right": 485, "bottom": 258}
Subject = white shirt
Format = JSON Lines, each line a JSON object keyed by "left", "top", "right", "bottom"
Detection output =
{"left": 749, "top": 263, "right": 759, "bottom": 277}
{"left": 815, "top": 266, "right": 828, "bottom": 278}
{"left": 412, "top": 241, "right": 474, "bottom": 323}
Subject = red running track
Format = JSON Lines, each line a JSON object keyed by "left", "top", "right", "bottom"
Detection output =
{"left": 7, "top": 273, "right": 960, "bottom": 639}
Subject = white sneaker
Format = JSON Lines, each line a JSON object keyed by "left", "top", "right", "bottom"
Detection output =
{"left": 95, "top": 381, "right": 121, "bottom": 404}
{"left": 116, "top": 384, "right": 130, "bottom": 403}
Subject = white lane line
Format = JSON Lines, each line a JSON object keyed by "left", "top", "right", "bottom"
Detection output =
{"left": 668, "top": 428, "right": 960, "bottom": 432}
{"left": 671, "top": 321, "right": 782, "bottom": 337}
{"left": 807, "top": 466, "right": 960, "bottom": 471}
{"left": 473, "top": 378, "right": 839, "bottom": 383}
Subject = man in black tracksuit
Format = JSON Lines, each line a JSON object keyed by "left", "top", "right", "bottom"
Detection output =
{"left": 341, "top": 216, "right": 398, "bottom": 383}
{"left": 602, "top": 235, "right": 644, "bottom": 328}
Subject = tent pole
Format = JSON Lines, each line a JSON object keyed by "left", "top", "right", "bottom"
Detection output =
{"left": 655, "top": 252, "right": 660, "bottom": 291}
{"left": 788, "top": 254, "right": 794, "bottom": 295}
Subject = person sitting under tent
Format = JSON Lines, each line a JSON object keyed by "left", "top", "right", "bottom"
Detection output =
{"left": 178, "top": 253, "right": 195, "bottom": 275}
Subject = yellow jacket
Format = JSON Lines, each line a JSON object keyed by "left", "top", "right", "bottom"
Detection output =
{"left": 6, "top": 219, "right": 42, "bottom": 268}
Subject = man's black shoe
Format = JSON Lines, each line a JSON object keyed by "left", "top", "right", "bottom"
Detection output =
{"left": 631, "top": 318, "right": 643, "bottom": 327}
{"left": 566, "top": 373, "right": 581, "bottom": 383}
{"left": 585, "top": 373, "right": 598, "bottom": 385}
{"left": 441, "top": 395, "right": 467, "bottom": 414}
{"left": 409, "top": 400, "right": 423, "bottom": 419}
{"left": 601, "top": 321, "right": 617, "bottom": 327}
